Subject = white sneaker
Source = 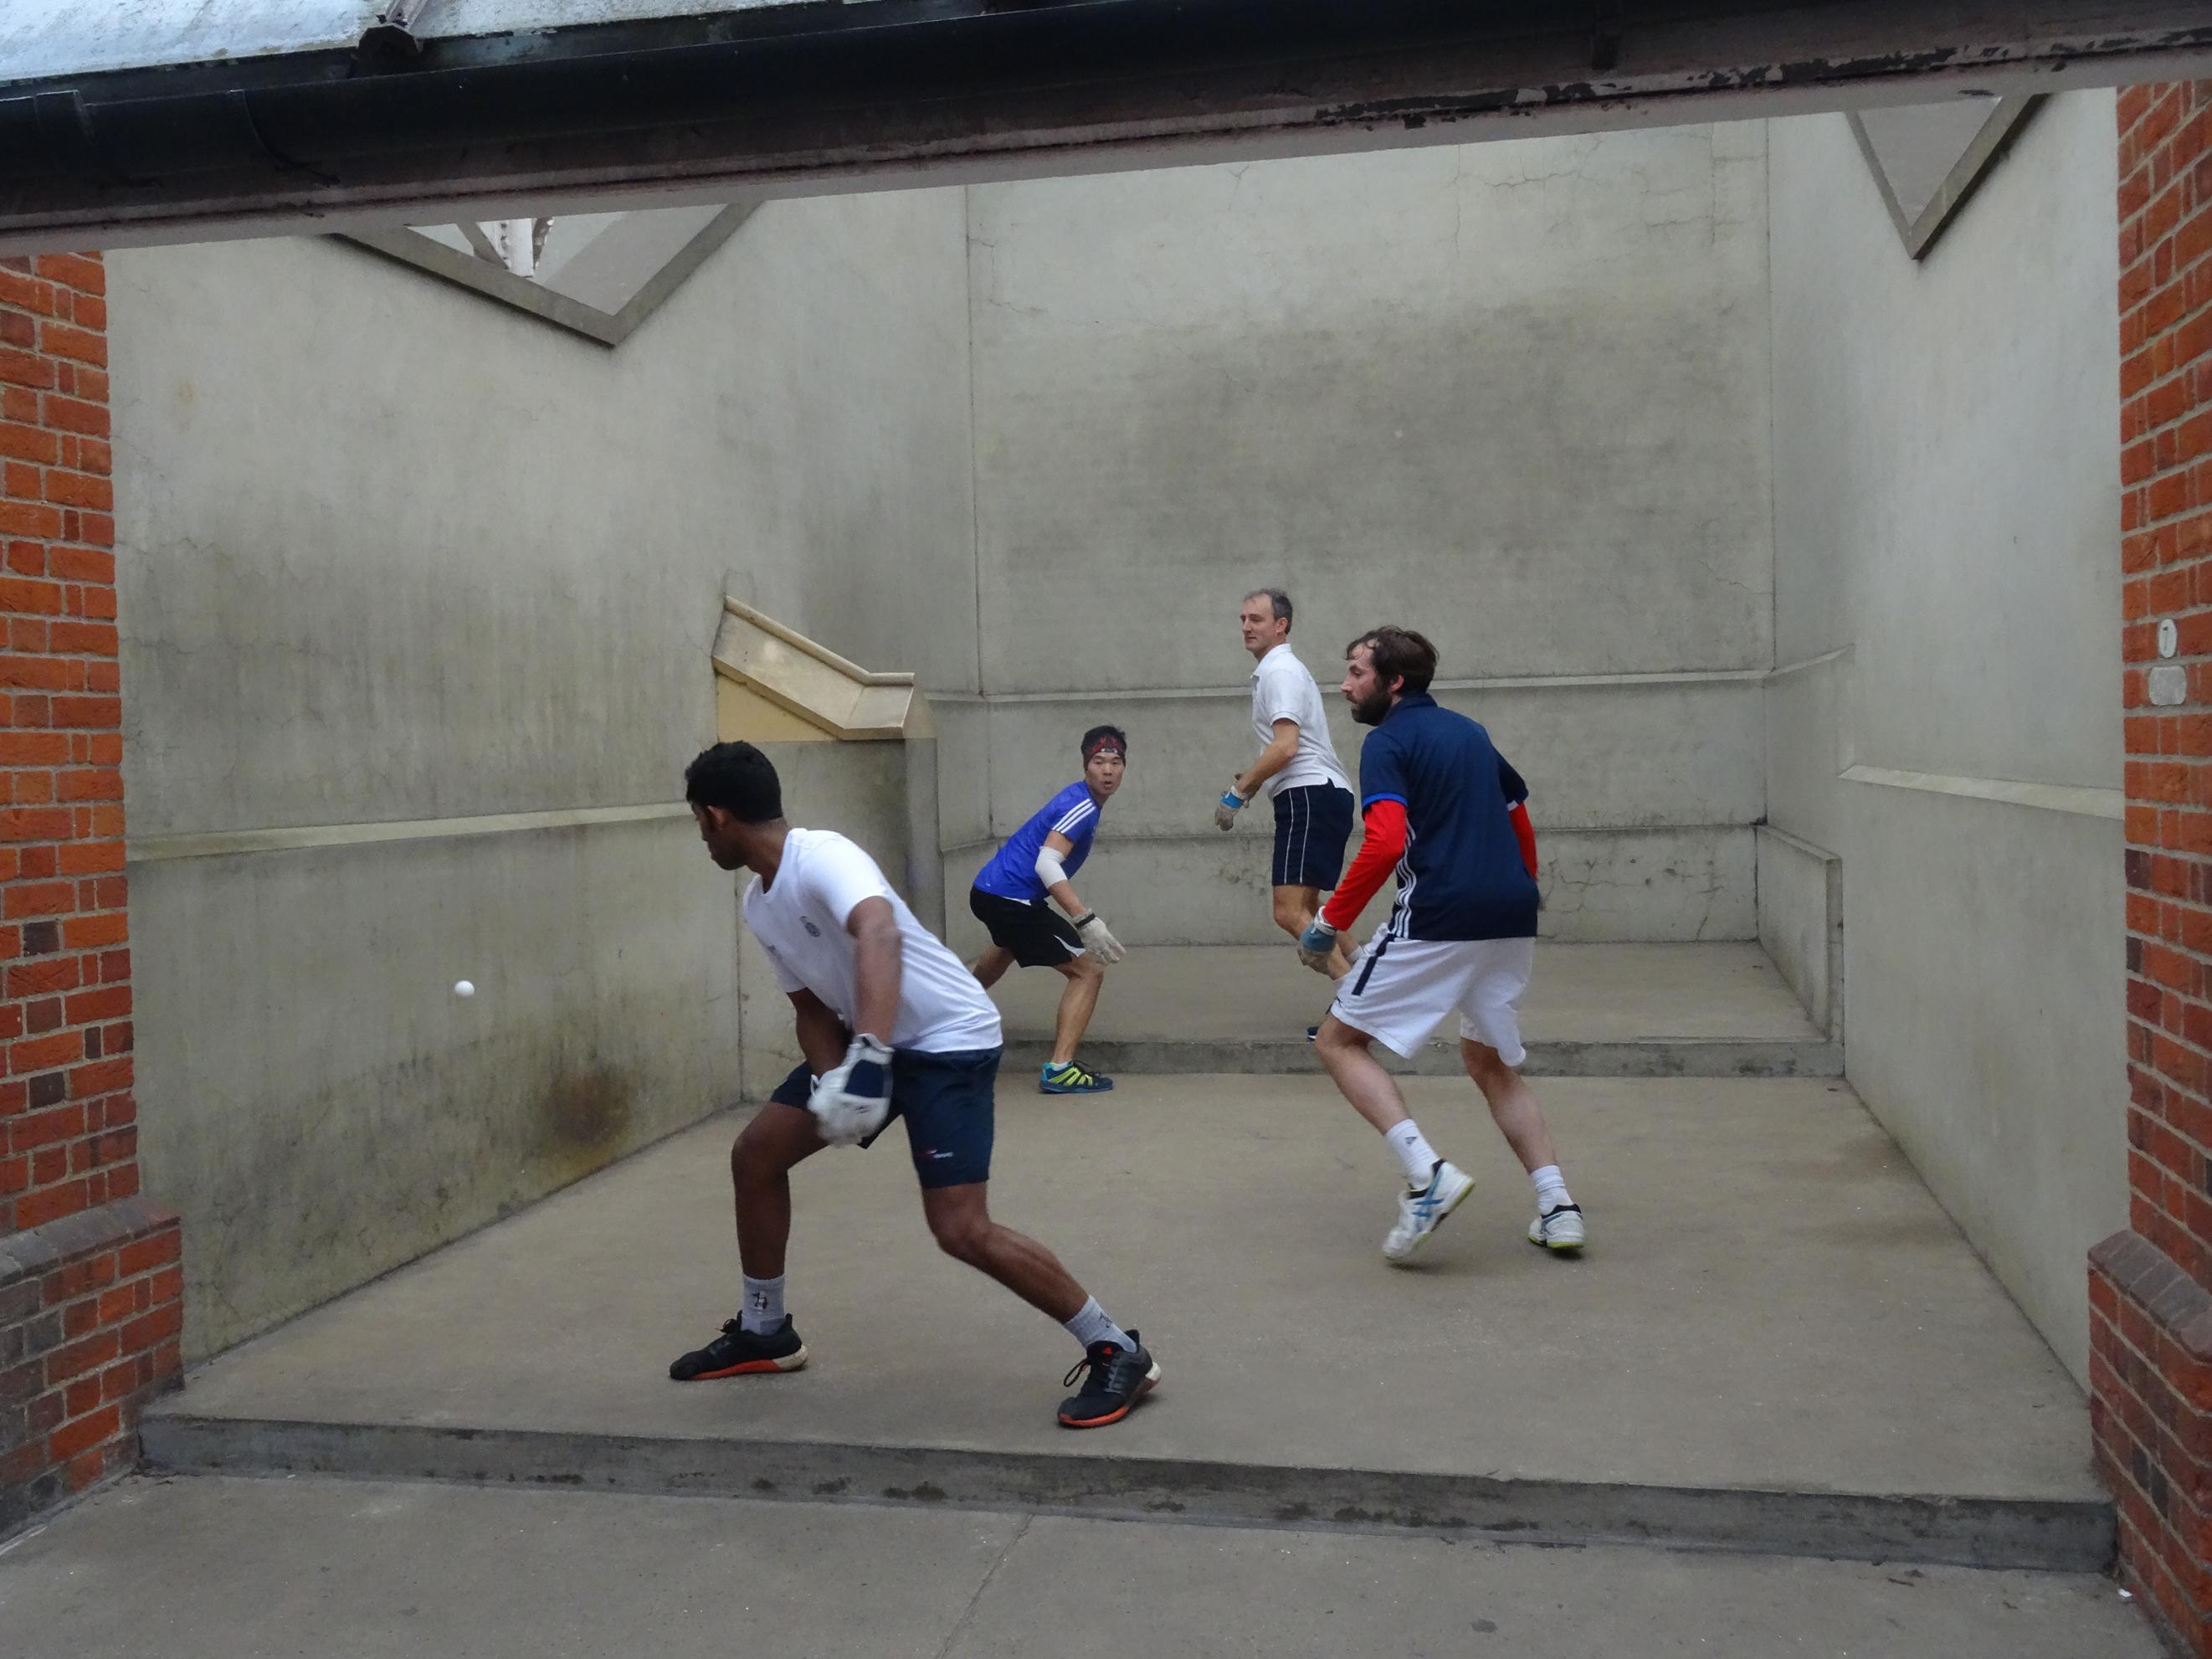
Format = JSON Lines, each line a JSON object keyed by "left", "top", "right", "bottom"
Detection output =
{"left": 1383, "top": 1161, "right": 1474, "bottom": 1264}
{"left": 1528, "top": 1202, "right": 1587, "bottom": 1251}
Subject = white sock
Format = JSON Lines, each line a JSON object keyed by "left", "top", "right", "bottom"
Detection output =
{"left": 1532, "top": 1165, "right": 1571, "bottom": 1213}
{"left": 1063, "top": 1296, "right": 1134, "bottom": 1353}
{"left": 740, "top": 1273, "right": 785, "bottom": 1334}
{"left": 1384, "top": 1120, "right": 1440, "bottom": 1187}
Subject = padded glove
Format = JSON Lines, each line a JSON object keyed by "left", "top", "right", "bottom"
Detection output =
{"left": 812, "top": 1034, "right": 893, "bottom": 1145}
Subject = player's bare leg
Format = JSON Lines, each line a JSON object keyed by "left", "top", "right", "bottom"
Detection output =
{"left": 1316, "top": 1014, "right": 1473, "bottom": 1262}
{"left": 727, "top": 1102, "right": 828, "bottom": 1279}
{"left": 921, "top": 1182, "right": 1089, "bottom": 1318}
{"left": 1049, "top": 954, "right": 1105, "bottom": 1066}
{"left": 1460, "top": 1040, "right": 1557, "bottom": 1171}
{"left": 1273, "top": 884, "right": 1353, "bottom": 979}
{"left": 1463, "top": 1039, "right": 1585, "bottom": 1252}
{"left": 969, "top": 943, "right": 1017, "bottom": 989}
{"left": 924, "top": 1182, "right": 1162, "bottom": 1428}
{"left": 670, "top": 1102, "right": 825, "bottom": 1380}
{"left": 1313, "top": 1014, "right": 1410, "bottom": 1132}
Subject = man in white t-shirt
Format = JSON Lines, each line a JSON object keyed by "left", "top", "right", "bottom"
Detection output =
{"left": 668, "top": 742, "right": 1159, "bottom": 1430}
{"left": 1214, "top": 588, "right": 1358, "bottom": 980}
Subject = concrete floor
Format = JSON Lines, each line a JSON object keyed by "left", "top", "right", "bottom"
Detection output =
{"left": 0, "top": 1475, "right": 2158, "bottom": 1659}
{"left": 152, "top": 1075, "right": 2093, "bottom": 1522}
{"left": 991, "top": 942, "right": 1823, "bottom": 1044}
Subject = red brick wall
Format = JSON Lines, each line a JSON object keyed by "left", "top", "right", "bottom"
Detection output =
{"left": 0, "top": 251, "right": 179, "bottom": 1534}
{"left": 1, "top": 1199, "right": 181, "bottom": 1529}
{"left": 0, "top": 251, "right": 132, "bottom": 1235}
{"left": 2102, "top": 78, "right": 2212, "bottom": 1656}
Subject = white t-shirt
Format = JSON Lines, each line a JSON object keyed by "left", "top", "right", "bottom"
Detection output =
{"left": 743, "top": 828, "right": 1003, "bottom": 1055}
{"left": 1249, "top": 643, "right": 1353, "bottom": 801}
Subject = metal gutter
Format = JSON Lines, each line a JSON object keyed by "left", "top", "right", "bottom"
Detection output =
{"left": 3, "top": 1, "right": 2210, "bottom": 251}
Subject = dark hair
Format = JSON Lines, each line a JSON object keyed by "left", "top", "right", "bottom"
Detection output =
{"left": 1080, "top": 724, "right": 1129, "bottom": 763}
{"left": 684, "top": 742, "right": 784, "bottom": 823}
{"left": 1243, "top": 587, "right": 1293, "bottom": 629}
{"left": 1346, "top": 627, "right": 1439, "bottom": 696}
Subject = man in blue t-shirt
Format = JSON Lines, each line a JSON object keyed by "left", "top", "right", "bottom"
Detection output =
{"left": 969, "top": 726, "right": 1129, "bottom": 1095}
{"left": 1296, "top": 627, "right": 1587, "bottom": 1266}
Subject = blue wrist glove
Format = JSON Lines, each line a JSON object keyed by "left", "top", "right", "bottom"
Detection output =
{"left": 1296, "top": 918, "right": 1338, "bottom": 973}
{"left": 1214, "top": 789, "right": 1245, "bottom": 833}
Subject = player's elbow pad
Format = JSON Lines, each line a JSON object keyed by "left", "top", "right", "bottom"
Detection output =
{"left": 1034, "top": 846, "right": 1068, "bottom": 889}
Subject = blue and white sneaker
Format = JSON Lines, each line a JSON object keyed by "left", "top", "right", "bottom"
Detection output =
{"left": 1383, "top": 1160, "right": 1474, "bottom": 1263}
{"left": 1039, "top": 1061, "right": 1114, "bottom": 1095}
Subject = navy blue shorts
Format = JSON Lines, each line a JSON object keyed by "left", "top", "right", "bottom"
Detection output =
{"left": 1272, "top": 784, "right": 1355, "bottom": 890}
{"left": 769, "top": 1046, "right": 999, "bottom": 1189}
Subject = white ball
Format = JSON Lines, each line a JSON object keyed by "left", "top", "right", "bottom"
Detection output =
{"left": 454, "top": 980, "right": 475, "bottom": 998}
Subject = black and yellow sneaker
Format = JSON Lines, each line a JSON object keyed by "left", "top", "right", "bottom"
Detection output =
{"left": 1056, "top": 1332, "right": 1160, "bottom": 1428}
{"left": 668, "top": 1316, "right": 808, "bottom": 1380}
{"left": 1039, "top": 1061, "right": 1114, "bottom": 1096}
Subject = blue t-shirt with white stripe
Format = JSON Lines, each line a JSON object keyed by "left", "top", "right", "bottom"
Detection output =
{"left": 974, "top": 781, "right": 1103, "bottom": 904}
{"left": 1357, "top": 692, "right": 1537, "bottom": 942}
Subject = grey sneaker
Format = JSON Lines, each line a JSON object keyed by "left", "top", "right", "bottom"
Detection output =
{"left": 1527, "top": 1204, "right": 1587, "bottom": 1252}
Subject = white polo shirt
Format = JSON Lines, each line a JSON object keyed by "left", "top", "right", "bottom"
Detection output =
{"left": 743, "top": 829, "right": 1003, "bottom": 1055}
{"left": 1250, "top": 643, "right": 1353, "bottom": 802}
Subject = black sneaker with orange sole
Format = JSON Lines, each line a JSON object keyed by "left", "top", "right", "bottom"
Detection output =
{"left": 669, "top": 1316, "right": 808, "bottom": 1380}
{"left": 1056, "top": 1333, "right": 1160, "bottom": 1428}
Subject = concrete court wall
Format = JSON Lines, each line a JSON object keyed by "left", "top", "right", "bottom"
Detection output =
{"left": 950, "top": 122, "right": 1773, "bottom": 948}
{"left": 1764, "top": 93, "right": 2128, "bottom": 1383}
{"left": 108, "top": 188, "right": 976, "bottom": 1358}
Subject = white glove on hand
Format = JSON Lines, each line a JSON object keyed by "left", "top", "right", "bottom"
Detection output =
{"left": 1072, "top": 912, "right": 1127, "bottom": 965}
{"left": 812, "top": 1034, "right": 892, "bottom": 1146}
{"left": 1214, "top": 788, "right": 1245, "bottom": 833}
{"left": 1296, "top": 918, "right": 1338, "bottom": 974}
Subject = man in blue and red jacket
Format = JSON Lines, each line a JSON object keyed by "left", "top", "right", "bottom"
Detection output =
{"left": 1299, "top": 626, "right": 1587, "bottom": 1266}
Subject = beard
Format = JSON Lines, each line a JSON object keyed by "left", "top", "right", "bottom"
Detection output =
{"left": 1348, "top": 687, "right": 1393, "bottom": 726}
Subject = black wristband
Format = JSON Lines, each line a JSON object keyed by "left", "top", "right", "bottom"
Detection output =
{"left": 1072, "top": 912, "right": 1096, "bottom": 928}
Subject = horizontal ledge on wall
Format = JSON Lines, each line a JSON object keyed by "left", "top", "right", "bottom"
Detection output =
{"left": 1765, "top": 645, "right": 1854, "bottom": 681}
{"left": 128, "top": 803, "right": 694, "bottom": 863}
{"left": 938, "top": 669, "right": 1766, "bottom": 706}
{"left": 1840, "top": 766, "right": 2121, "bottom": 821}
{"left": 948, "top": 824, "right": 1754, "bottom": 852}
{"left": 1756, "top": 822, "right": 1840, "bottom": 864}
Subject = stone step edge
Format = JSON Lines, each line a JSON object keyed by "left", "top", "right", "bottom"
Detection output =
{"left": 140, "top": 1414, "right": 2107, "bottom": 1574}
{"left": 1003, "top": 1037, "right": 1845, "bottom": 1079}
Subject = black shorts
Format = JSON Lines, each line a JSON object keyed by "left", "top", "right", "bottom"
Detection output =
{"left": 769, "top": 1046, "right": 999, "bottom": 1189}
{"left": 969, "top": 886, "right": 1082, "bottom": 969}
{"left": 1272, "top": 784, "right": 1355, "bottom": 890}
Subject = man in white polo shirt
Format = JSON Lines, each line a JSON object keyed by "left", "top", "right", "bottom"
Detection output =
{"left": 1214, "top": 588, "right": 1357, "bottom": 980}
{"left": 668, "top": 742, "right": 1160, "bottom": 1430}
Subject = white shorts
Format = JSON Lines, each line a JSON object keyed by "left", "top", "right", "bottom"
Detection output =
{"left": 1329, "top": 935, "right": 1535, "bottom": 1065}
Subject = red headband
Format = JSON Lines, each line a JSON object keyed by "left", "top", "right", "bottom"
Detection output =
{"left": 1083, "top": 733, "right": 1127, "bottom": 763}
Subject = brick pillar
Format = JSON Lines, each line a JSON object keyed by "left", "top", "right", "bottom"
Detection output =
{"left": 2099, "top": 80, "right": 2212, "bottom": 1654}
{"left": 0, "top": 252, "right": 179, "bottom": 1534}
